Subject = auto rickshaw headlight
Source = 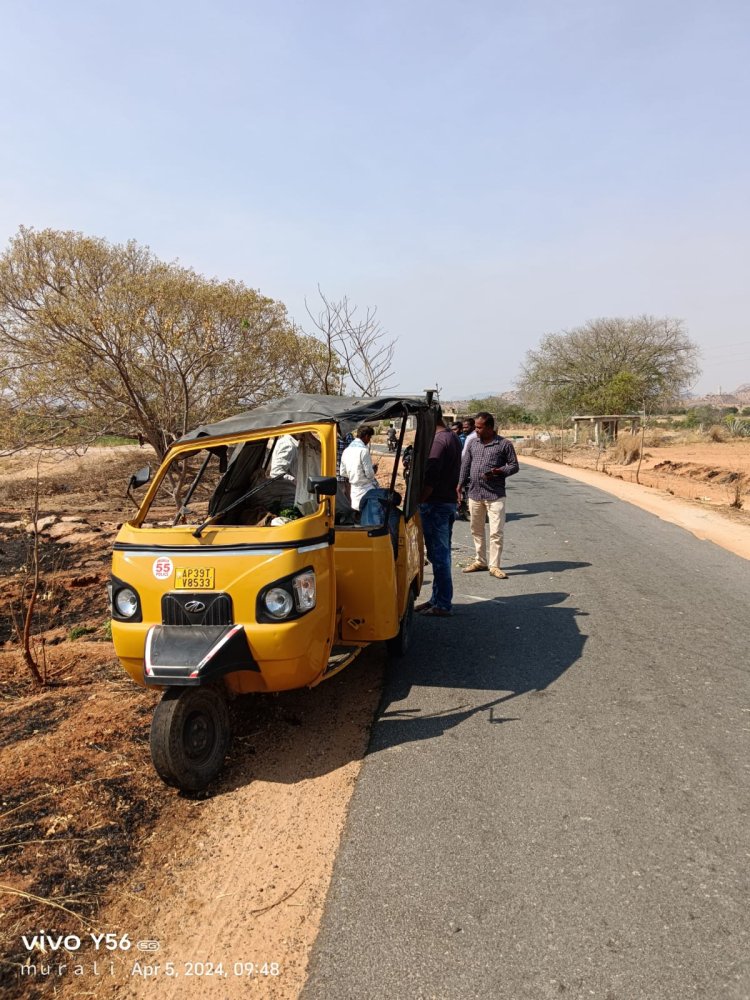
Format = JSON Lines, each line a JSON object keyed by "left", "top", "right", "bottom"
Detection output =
{"left": 257, "top": 567, "right": 317, "bottom": 623}
{"left": 264, "top": 587, "right": 295, "bottom": 619}
{"left": 114, "top": 587, "right": 139, "bottom": 619}
{"left": 292, "top": 570, "right": 316, "bottom": 611}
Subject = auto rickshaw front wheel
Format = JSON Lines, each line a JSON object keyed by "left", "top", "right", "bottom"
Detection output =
{"left": 149, "top": 686, "right": 232, "bottom": 792}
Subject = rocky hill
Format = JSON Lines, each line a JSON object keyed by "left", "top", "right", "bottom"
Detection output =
{"left": 690, "top": 384, "right": 750, "bottom": 407}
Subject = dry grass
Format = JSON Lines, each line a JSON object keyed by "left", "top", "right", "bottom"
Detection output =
{"left": 0, "top": 449, "right": 144, "bottom": 507}
{"left": 0, "top": 655, "right": 163, "bottom": 998}
{"left": 642, "top": 428, "right": 669, "bottom": 447}
{"left": 729, "top": 478, "right": 745, "bottom": 509}
{"left": 611, "top": 433, "right": 641, "bottom": 466}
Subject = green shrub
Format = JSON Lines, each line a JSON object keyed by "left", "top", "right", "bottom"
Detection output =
{"left": 69, "top": 624, "right": 96, "bottom": 640}
{"left": 724, "top": 418, "right": 750, "bottom": 438}
{"left": 683, "top": 405, "right": 723, "bottom": 429}
{"left": 94, "top": 435, "right": 138, "bottom": 446}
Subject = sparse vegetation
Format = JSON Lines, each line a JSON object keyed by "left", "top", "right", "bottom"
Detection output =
{"left": 68, "top": 624, "right": 97, "bottom": 640}
{"left": 725, "top": 418, "right": 750, "bottom": 438}
{"left": 466, "top": 396, "right": 539, "bottom": 425}
{"left": 643, "top": 428, "right": 669, "bottom": 448}
{"left": 526, "top": 421, "right": 750, "bottom": 516}
{"left": 94, "top": 434, "right": 140, "bottom": 446}
{"left": 729, "top": 480, "right": 744, "bottom": 510}
{"left": 679, "top": 405, "right": 745, "bottom": 431}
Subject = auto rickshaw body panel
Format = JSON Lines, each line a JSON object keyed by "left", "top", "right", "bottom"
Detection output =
{"left": 111, "top": 393, "right": 439, "bottom": 698}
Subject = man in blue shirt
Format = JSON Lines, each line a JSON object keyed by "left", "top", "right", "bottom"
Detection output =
{"left": 457, "top": 411, "right": 519, "bottom": 579}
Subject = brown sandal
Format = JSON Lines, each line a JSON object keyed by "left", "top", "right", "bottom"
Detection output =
{"left": 420, "top": 606, "right": 452, "bottom": 617}
{"left": 462, "top": 562, "right": 488, "bottom": 573}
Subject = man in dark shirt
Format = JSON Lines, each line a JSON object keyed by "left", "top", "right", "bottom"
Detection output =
{"left": 457, "top": 411, "right": 519, "bottom": 579}
{"left": 417, "top": 416, "right": 463, "bottom": 617}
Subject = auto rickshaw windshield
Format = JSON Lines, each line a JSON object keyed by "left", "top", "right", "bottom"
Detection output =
{"left": 138, "top": 429, "right": 325, "bottom": 529}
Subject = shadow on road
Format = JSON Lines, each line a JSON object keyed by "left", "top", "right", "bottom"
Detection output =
{"left": 508, "top": 559, "right": 591, "bottom": 574}
{"left": 376, "top": 695, "right": 521, "bottom": 747}
{"left": 375, "top": 590, "right": 588, "bottom": 751}
{"left": 209, "top": 591, "right": 586, "bottom": 797}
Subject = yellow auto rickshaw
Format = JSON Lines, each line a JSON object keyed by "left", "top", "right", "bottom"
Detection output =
{"left": 110, "top": 392, "right": 439, "bottom": 790}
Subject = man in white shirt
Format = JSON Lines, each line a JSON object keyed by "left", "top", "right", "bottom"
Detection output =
{"left": 269, "top": 434, "right": 299, "bottom": 480}
{"left": 339, "top": 425, "right": 379, "bottom": 511}
{"left": 294, "top": 433, "right": 322, "bottom": 515}
{"left": 461, "top": 417, "right": 477, "bottom": 454}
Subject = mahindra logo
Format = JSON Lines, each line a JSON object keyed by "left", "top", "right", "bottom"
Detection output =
{"left": 184, "top": 600, "right": 206, "bottom": 613}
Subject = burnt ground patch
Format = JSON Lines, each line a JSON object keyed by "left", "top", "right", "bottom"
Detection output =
{"left": 0, "top": 675, "right": 163, "bottom": 998}
{"left": 0, "top": 694, "right": 79, "bottom": 751}
{"left": 0, "top": 450, "right": 168, "bottom": 999}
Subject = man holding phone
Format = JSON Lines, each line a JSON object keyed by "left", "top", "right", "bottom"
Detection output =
{"left": 457, "top": 411, "right": 519, "bottom": 579}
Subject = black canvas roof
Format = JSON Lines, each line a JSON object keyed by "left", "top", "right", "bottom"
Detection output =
{"left": 178, "top": 393, "right": 434, "bottom": 442}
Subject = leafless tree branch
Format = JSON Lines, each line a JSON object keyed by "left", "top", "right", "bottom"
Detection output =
{"left": 304, "top": 286, "right": 396, "bottom": 396}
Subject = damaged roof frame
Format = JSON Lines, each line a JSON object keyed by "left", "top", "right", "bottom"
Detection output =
{"left": 177, "top": 393, "right": 438, "bottom": 443}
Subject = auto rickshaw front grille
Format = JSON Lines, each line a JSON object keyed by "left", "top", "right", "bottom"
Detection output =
{"left": 161, "top": 593, "right": 234, "bottom": 627}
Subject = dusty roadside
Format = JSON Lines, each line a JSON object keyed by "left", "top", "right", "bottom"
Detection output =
{"left": 104, "top": 654, "right": 385, "bottom": 1000}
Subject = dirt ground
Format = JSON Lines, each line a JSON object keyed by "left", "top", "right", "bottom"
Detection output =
{"left": 1, "top": 436, "right": 748, "bottom": 999}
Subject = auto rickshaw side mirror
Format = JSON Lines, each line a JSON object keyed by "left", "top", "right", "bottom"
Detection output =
{"left": 129, "top": 466, "right": 152, "bottom": 490}
{"left": 307, "top": 475, "right": 338, "bottom": 497}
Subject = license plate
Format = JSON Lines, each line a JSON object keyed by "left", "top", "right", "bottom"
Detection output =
{"left": 175, "top": 567, "right": 215, "bottom": 590}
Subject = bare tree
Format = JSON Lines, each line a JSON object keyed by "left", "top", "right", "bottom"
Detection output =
{"left": 12, "top": 454, "right": 46, "bottom": 685}
{"left": 304, "top": 287, "right": 396, "bottom": 396}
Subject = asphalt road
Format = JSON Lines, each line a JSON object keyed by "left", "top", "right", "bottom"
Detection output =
{"left": 304, "top": 465, "right": 750, "bottom": 1000}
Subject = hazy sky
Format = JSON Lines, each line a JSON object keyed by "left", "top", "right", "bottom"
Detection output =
{"left": 1, "top": 0, "right": 748, "bottom": 398}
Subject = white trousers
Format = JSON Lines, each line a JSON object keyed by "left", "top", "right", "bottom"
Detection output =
{"left": 468, "top": 497, "right": 506, "bottom": 569}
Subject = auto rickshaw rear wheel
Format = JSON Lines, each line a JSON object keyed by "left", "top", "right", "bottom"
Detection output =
{"left": 387, "top": 590, "right": 414, "bottom": 658}
{"left": 149, "top": 687, "right": 232, "bottom": 792}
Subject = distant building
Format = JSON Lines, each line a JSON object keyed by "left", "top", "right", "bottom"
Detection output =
{"left": 572, "top": 414, "right": 641, "bottom": 445}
